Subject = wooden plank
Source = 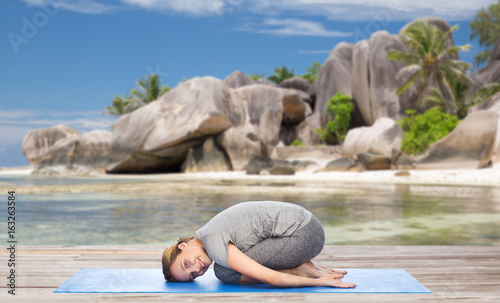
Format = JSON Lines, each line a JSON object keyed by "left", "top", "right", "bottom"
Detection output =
{"left": 1, "top": 245, "right": 499, "bottom": 302}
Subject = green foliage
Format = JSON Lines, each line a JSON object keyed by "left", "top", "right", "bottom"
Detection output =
{"left": 105, "top": 74, "right": 170, "bottom": 117}
{"left": 427, "top": 68, "right": 470, "bottom": 118}
{"left": 299, "top": 62, "right": 322, "bottom": 83}
{"left": 250, "top": 73, "right": 265, "bottom": 81}
{"left": 470, "top": 1, "right": 500, "bottom": 67}
{"left": 105, "top": 94, "right": 131, "bottom": 116}
{"left": 398, "top": 108, "right": 460, "bottom": 156}
{"left": 268, "top": 65, "right": 295, "bottom": 84}
{"left": 388, "top": 20, "right": 471, "bottom": 115}
{"left": 318, "top": 92, "right": 354, "bottom": 144}
{"left": 290, "top": 139, "right": 305, "bottom": 147}
{"left": 462, "top": 82, "right": 500, "bottom": 114}
{"left": 130, "top": 74, "right": 170, "bottom": 108}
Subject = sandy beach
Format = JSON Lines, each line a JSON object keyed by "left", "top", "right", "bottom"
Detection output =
{"left": 2, "top": 164, "right": 499, "bottom": 196}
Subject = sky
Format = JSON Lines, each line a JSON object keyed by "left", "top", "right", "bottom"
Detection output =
{"left": 0, "top": 0, "right": 497, "bottom": 167}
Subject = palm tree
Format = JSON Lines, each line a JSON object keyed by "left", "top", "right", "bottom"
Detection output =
{"left": 105, "top": 74, "right": 170, "bottom": 117}
{"left": 250, "top": 73, "right": 265, "bottom": 81}
{"left": 105, "top": 93, "right": 132, "bottom": 116}
{"left": 268, "top": 65, "right": 295, "bottom": 84}
{"left": 427, "top": 68, "right": 470, "bottom": 118}
{"left": 129, "top": 74, "right": 170, "bottom": 109}
{"left": 388, "top": 21, "right": 472, "bottom": 115}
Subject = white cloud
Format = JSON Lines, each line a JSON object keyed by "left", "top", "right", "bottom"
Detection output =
{"left": 20, "top": 0, "right": 225, "bottom": 16}
{"left": 0, "top": 109, "right": 40, "bottom": 119}
{"left": 19, "top": 0, "right": 497, "bottom": 20}
{"left": 235, "top": 18, "right": 352, "bottom": 37}
{"left": 246, "top": 0, "right": 496, "bottom": 21}
{"left": 122, "top": 0, "right": 225, "bottom": 16}
{"left": 257, "top": 18, "right": 352, "bottom": 37}
{"left": 20, "top": 0, "right": 119, "bottom": 14}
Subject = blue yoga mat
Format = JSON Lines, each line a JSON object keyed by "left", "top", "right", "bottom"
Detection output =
{"left": 54, "top": 268, "right": 431, "bottom": 293}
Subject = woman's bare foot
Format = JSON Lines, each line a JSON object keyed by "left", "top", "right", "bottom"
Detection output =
{"left": 316, "top": 265, "right": 347, "bottom": 276}
{"left": 290, "top": 261, "right": 345, "bottom": 279}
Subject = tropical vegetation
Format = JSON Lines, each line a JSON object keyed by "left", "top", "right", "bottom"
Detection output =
{"left": 105, "top": 74, "right": 170, "bottom": 116}
{"left": 249, "top": 73, "right": 265, "bottom": 81}
{"left": 268, "top": 65, "right": 295, "bottom": 84}
{"left": 462, "top": 82, "right": 500, "bottom": 115}
{"left": 290, "top": 139, "right": 306, "bottom": 147}
{"left": 398, "top": 108, "right": 460, "bottom": 156}
{"left": 105, "top": 94, "right": 133, "bottom": 116}
{"left": 316, "top": 92, "right": 354, "bottom": 144}
{"left": 470, "top": 0, "right": 500, "bottom": 67}
{"left": 426, "top": 68, "right": 469, "bottom": 119}
{"left": 387, "top": 20, "right": 471, "bottom": 115}
{"left": 299, "top": 62, "right": 322, "bottom": 83}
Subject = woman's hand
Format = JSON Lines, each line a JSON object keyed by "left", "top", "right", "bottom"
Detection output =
{"left": 317, "top": 275, "right": 357, "bottom": 288}
{"left": 227, "top": 243, "right": 356, "bottom": 288}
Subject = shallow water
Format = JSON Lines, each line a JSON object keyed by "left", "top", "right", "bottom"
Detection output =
{"left": 3, "top": 175, "right": 500, "bottom": 246}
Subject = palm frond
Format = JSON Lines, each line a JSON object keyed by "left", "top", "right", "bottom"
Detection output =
{"left": 396, "top": 70, "right": 421, "bottom": 95}
{"left": 435, "top": 72, "right": 458, "bottom": 114}
{"left": 395, "top": 64, "right": 422, "bottom": 80}
{"left": 387, "top": 50, "right": 419, "bottom": 64}
{"left": 447, "top": 59, "right": 472, "bottom": 71}
{"left": 427, "top": 86, "right": 446, "bottom": 111}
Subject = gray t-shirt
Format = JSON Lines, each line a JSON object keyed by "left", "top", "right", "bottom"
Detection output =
{"left": 195, "top": 201, "right": 312, "bottom": 268}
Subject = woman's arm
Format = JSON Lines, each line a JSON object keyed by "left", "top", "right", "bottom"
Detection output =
{"left": 227, "top": 243, "right": 355, "bottom": 288}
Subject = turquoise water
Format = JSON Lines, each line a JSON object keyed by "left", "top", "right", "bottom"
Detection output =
{"left": 3, "top": 175, "right": 500, "bottom": 245}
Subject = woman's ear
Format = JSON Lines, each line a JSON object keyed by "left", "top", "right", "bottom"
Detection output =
{"left": 177, "top": 242, "right": 188, "bottom": 250}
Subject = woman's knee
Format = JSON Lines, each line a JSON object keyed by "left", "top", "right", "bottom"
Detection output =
{"left": 273, "top": 215, "right": 325, "bottom": 255}
{"left": 299, "top": 216, "right": 325, "bottom": 259}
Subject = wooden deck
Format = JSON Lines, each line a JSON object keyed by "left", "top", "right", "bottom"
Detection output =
{"left": 2, "top": 245, "right": 499, "bottom": 302}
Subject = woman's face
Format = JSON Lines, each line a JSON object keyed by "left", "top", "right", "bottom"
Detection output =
{"left": 169, "top": 242, "right": 212, "bottom": 282}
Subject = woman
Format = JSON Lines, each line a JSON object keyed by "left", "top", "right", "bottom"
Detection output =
{"left": 161, "top": 201, "right": 356, "bottom": 288}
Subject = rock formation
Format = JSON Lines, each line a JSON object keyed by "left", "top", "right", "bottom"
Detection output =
{"left": 343, "top": 117, "right": 403, "bottom": 158}
{"left": 32, "top": 130, "right": 112, "bottom": 175}
{"left": 106, "top": 77, "right": 311, "bottom": 173}
{"left": 181, "top": 137, "right": 232, "bottom": 173}
{"left": 313, "top": 42, "right": 354, "bottom": 128}
{"left": 366, "top": 31, "right": 410, "bottom": 123}
{"left": 22, "top": 125, "right": 78, "bottom": 164}
{"left": 357, "top": 152, "right": 392, "bottom": 170}
{"left": 417, "top": 110, "right": 498, "bottom": 169}
{"left": 223, "top": 71, "right": 254, "bottom": 89}
{"left": 108, "top": 77, "right": 245, "bottom": 173}
{"left": 317, "top": 157, "right": 362, "bottom": 172}
{"left": 278, "top": 77, "right": 312, "bottom": 94}
{"left": 246, "top": 155, "right": 295, "bottom": 175}
{"left": 467, "top": 96, "right": 500, "bottom": 165}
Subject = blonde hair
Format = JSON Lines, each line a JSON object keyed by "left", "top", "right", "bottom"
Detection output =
{"left": 161, "top": 237, "right": 194, "bottom": 282}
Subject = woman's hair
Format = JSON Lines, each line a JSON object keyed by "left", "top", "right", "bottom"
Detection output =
{"left": 162, "top": 236, "right": 194, "bottom": 282}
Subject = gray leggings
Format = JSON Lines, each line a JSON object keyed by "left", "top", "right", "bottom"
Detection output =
{"left": 213, "top": 215, "right": 325, "bottom": 284}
